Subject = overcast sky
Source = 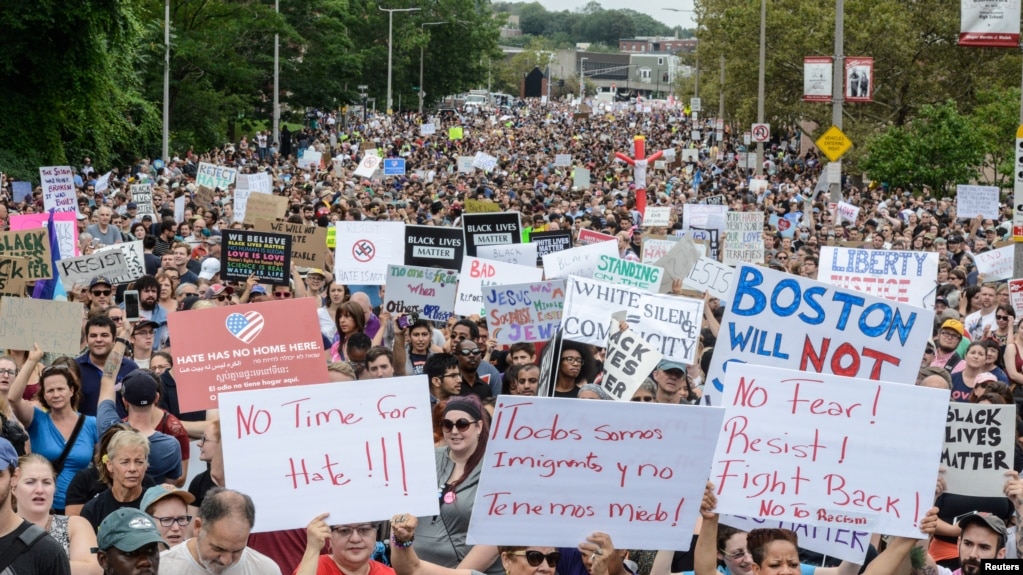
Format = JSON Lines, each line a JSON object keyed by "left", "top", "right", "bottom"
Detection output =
{"left": 534, "top": 0, "right": 698, "bottom": 31}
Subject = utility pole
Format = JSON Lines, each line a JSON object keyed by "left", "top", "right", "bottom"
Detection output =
{"left": 755, "top": 0, "right": 766, "bottom": 176}
{"left": 273, "top": 0, "right": 280, "bottom": 146}
{"left": 162, "top": 0, "right": 170, "bottom": 164}
{"left": 718, "top": 54, "right": 724, "bottom": 141}
{"left": 579, "top": 57, "right": 588, "bottom": 101}
{"left": 829, "top": 0, "right": 845, "bottom": 204}
{"left": 380, "top": 6, "right": 421, "bottom": 114}
{"left": 1013, "top": 46, "right": 1023, "bottom": 278}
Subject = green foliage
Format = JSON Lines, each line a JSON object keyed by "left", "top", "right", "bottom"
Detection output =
{"left": 511, "top": 1, "right": 671, "bottom": 45}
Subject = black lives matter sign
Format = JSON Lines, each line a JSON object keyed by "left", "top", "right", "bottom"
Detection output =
{"left": 462, "top": 213, "right": 522, "bottom": 257}
{"left": 404, "top": 225, "right": 464, "bottom": 269}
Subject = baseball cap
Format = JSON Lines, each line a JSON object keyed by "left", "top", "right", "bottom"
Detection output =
{"left": 140, "top": 485, "right": 196, "bottom": 515}
{"left": 656, "top": 359, "right": 688, "bottom": 373}
{"left": 0, "top": 438, "right": 18, "bottom": 469}
{"left": 199, "top": 258, "right": 220, "bottom": 281}
{"left": 132, "top": 320, "right": 160, "bottom": 334}
{"left": 90, "top": 276, "right": 113, "bottom": 289}
{"left": 940, "top": 319, "right": 965, "bottom": 337}
{"left": 205, "top": 283, "right": 234, "bottom": 299}
{"left": 127, "top": 202, "right": 138, "bottom": 210}
{"left": 956, "top": 511, "right": 1007, "bottom": 539}
{"left": 250, "top": 285, "right": 267, "bottom": 296}
{"left": 121, "top": 370, "right": 159, "bottom": 406}
{"left": 306, "top": 268, "right": 326, "bottom": 278}
{"left": 96, "top": 508, "right": 166, "bottom": 553}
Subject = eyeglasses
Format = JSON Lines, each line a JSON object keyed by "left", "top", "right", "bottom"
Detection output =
{"left": 151, "top": 364, "right": 171, "bottom": 374}
{"left": 198, "top": 435, "right": 218, "bottom": 446}
{"left": 723, "top": 549, "right": 750, "bottom": 561}
{"left": 458, "top": 348, "right": 482, "bottom": 357}
{"left": 630, "top": 395, "right": 654, "bottom": 402}
{"left": 508, "top": 551, "right": 561, "bottom": 568}
{"left": 91, "top": 290, "right": 112, "bottom": 297}
{"left": 134, "top": 329, "right": 155, "bottom": 337}
{"left": 215, "top": 295, "right": 230, "bottom": 302}
{"left": 997, "top": 315, "right": 1012, "bottom": 321}
{"left": 331, "top": 525, "right": 376, "bottom": 539}
{"left": 273, "top": 292, "right": 292, "bottom": 298}
{"left": 561, "top": 356, "right": 583, "bottom": 364}
{"left": 441, "top": 372, "right": 462, "bottom": 381}
{"left": 0, "top": 369, "right": 16, "bottom": 377}
{"left": 109, "top": 316, "right": 123, "bottom": 323}
{"left": 153, "top": 515, "right": 193, "bottom": 527}
{"left": 442, "top": 418, "right": 477, "bottom": 432}
{"left": 939, "top": 331, "right": 961, "bottom": 338}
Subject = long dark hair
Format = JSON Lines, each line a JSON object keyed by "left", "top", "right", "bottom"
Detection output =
{"left": 444, "top": 395, "right": 490, "bottom": 490}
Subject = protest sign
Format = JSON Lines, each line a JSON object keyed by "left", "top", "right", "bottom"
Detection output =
{"left": 298, "top": 150, "right": 323, "bottom": 170}
{"left": 720, "top": 515, "right": 869, "bottom": 564}
{"left": 334, "top": 221, "right": 405, "bottom": 285}
{"left": 654, "top": 236, "right": 702, "bottom": 293}
{"left": 710, "top": 364, "right": 947, "bottom": 537}
{"left": 219, "top": 377, "right": 439, "bottom": 532}
{"left": 573, "top": 167, "right": 590, "bottom": 189}
{"left": 554, "top": 154, "right": 572, "bottom": 167}
{"left": 0, "top": 298, "right": 83, "bottom": 355}
{"left": 195, "top": 185, "right": 216, "bottom": 210}
{"left": 974, "top": 245, "right": 1014, "bottom": 282}
{"left": 172, "top": 195, "right": 184, "bottom": 223}
{"left": 473, "top": 152, "right": 498, "bottom": 173}
{"left": 457, "top": 156, "right": 475, "bottom": 173}
{"left": 11, "top": 182, "right": 32, "bottom": 204}
{"left": 956, "top": 185, "right": 1000, "bottom": 220}
{"left": 462, "top": 213, "right": 522, "bottom": 258}
{"left": 456, "top": 257, "right": 543, "bottom": 317}
{"left": 484, "top": 280, "right": 565, "bottom": 345}
{"left": 600, "top": 328, "right": 663, "bottom": 401}
{"left": 466, "top": 397, "right": 725, "bottom": 550}
{"left": 196, "top": 162, "right": 237, "bottom": 189}
{"left": 684, "top": 257, "right": 734, "bottom": 299}
{"left": 242, "top": 193, "right": 288, "bottom": 224}
{"left": 420, "top": 123, "right": 436, "bottom": 136}
{"left": 1010, "top": 279, "right": 1023, "bottom": 317}
{"left": 10, "top": 212, "right": 79, "bottom": 259}
{"left": 724, "top": 212, "right": 765, "bottom": 266}
{"left": 477, "top": 243, "right": 539, "bottom": 267}
{"left": 93, "top": 241, "right": 145, "bottom": 285}
{"left": 130, "top": 184, "right": 155, "bottom": 216}
{"left": 835, "top": 202, "right": 860, "bottom": 225}
{"left": 168, "top": 297, "right": 329, "bottom": 412}
{"left": 643, "top": 207, "right": 672, "bottom": 228}
{"left": 562, "top": 277, "right": 704, "bottom": 364}
{"left": 641, "top": 238, "right": 676, "bottom": 263}
{"left": 232, "top": 174, "right": 271, "bottom": 223}
{"left": 578, "top": 229, "right": 616, "bottom": 247}
{"left": 251, "top": 220, "right": 327, "bottom": 269}
{"left": 542, "top": 240, "right": 618, "bottom": 280}
{"left": 449, "top": 126, "right": 464, "bottom": 140}
{"left": 0, "top": 257, "right": 27, "bottom": 296}
{"left": 682, "top": 205, "right": 727, "bottom": 260}
{"left": 530, "top": 231, "right": 572, "bottom": 265}
{"left": 593, "top": 256, "right": 664, "bottom": 292}
{"left": 819, "top": 247, "right": 939, "bottom": 309}
{"left": 943, "top": 403, "right": 1014, "bottom": 497}
{"left": 702, "top": 194, "right": 727, "bottom": 206}
{"left": 384, "top": 265, "right": 458, "bottom": 322}
{"left": 0, "top": 229, "right": 52, "bottom": 280}
{"left": 222, "top": 229, "right": 292, "bottom": 285}
{"left": 464, "top": 199, "right": 501, "bottom": 213}
{"left": 56, "top": 251, "right": 129, "bottom": 289}
{"left": 404, "top": 225, "right": 464, "bottom": 270}
{"left": 39, "top": 166, "right": 77, "bottom": 214}
{"left": 704, "top": 265, "right": 935, "bottom": 406}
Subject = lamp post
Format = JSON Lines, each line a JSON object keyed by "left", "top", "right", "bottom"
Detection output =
{"left": 379, "top": 6, "right": 421, "bottom": 114}
{"left": 358, "top": 85, "right": 368, "bottom": 122}
{"left": 579, "top": 57, "right": 588, "bottom": 100}
{"left": 273, "top": 0, "right": 280, "bottom": 147}
{"left": 162, "top": 0, "right": 170, "bottom": 164}
{"left": 755, "top": 0, "right": 766, "bottom": 176}
{"left": 419, "top": 21, "right": 447, "bottom": 115}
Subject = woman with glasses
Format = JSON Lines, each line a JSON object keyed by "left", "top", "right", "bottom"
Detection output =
{"left": 140, "top": 485, "right": 195, "bottom": 548}
{"left": 297, "top": 515, "right": 395, "bottom": 575}
{"left": 188, "top": 420, "right": 223, "bottom": 508}
{"left": 552, "top": 341, "right": 597, "bottom": 399}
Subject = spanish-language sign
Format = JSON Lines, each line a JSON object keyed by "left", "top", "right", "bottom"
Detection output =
{"left": 643, "top": 207, "right": 672, "bottom": 228}
{"left": 818, "top": 247, "right": 938, "bottom": 310}
{"left": 39, "top": 166, "right": 77, "bottom": 214}
{"left": 484, "top": 280, "right": 565, "bottom": 345}
{"left": 456, "top": 257, "right": 543, "bottom": 317}
{"left": 93, "top": 241, "right": 145, "bottom": 285}
{"left": 704, "top": 265, "right": 934, "bottom": 406}
{"left": 196, "top": 162, "right": 237, "bottom": 190}
{"left": 530, "top": 231, "right": 572, "bottom": 265}
{"left": 168, "top": 297, "right": 329, "bottom": 412}
{"left": 219, "top": 377, "right": 439, "bottom": 532}
{"left": 251, "top": 220, "right": 327, "bottom": 269}
{"left": 542, "top": 240, "right": 618, "bottom": 280}
{"left": 0, "top": 257, "right": 27, "bottom": 296}
{"left": 562, "top": 277, "right": 704, "bottom": 364}
{"left": 710, "top": 364, "right": 947, "bottom": 538}
{"left": 943, "top": 403, "right": 1014, "bottom": 497}
{"left": 682, "top": 205, "right": 727, "bottom": 260}
{"left": 334, "top": 221, "right": 405, "bottom": 285}
{"left": 654, "top": 236, "right": 702, "bottom": 293}
{"left": 384, "top": 265, "right": 458, "bottom": 322}
{"left": 462, "top": 213, "right": 522, "bottom": 258}
{"left": 684, "top": 257, "right": 734, "bottom": 299}
{"left": 130, "top": 184, "right": 155, "bottom": 217}
{"left": 477, "top": 243, "right": 539, "bottom": 267}
{"left": 974, "top": 245, "right": 1014, "bottom": 282}
{"left": 578, "top": 229, "right": 616, "bottom": 246}
{"left": 222, "top": 229, "right": 292, "bottom": 285}
{"left": 724, "top": 212, "right": 765, "bottom": 266}
{"left": 243, "top": 193, "right": 288, "bottom": 224}
{"left": 956, "top": 184, "right": 1000, "bottom": 220}
{"left": 594, "top": 256, "right": 664, "bottom": 292}
{"left": 56, "top": 251, "right": 129, "bottom": 289}
{"left": 720, "top": 515, "right": 869, "bottom": 564}
{"left": 600, "top": 329, "right": 663, "bottom": 401}
{"left": 0, "top": 298, "right": 83, "bottom": 355}
{"left": 0, "top": 229, "right": 52, "bottom": 280}
{"left": 466, "top": 397, "right": 725, "bottom": 550}
{"left": 404, "top": 225, "right": 464, "bottom": 270}
{"left": 10, "top": 212, "right": 79, "bottom": 260}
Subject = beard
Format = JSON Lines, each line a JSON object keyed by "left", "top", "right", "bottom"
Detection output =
{"left": 960, "top": 557, "right": 983, "bottom": 575}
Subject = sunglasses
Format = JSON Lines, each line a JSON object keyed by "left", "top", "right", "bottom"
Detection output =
{"left": 273, "top": 292, "right": 292, "bottom": 298}
{"left": 997, "top": 315, "right": 1011, "bottom": 321}
{"left": 215, "top": 295, "right": 230, "bottom": 301}
{"left": 508, "top": 551, "right": 561, "bottom": 568}
{"left": 458, "top": 348, "right": 482, "bottom": 356}
{"left": 91, "top": 290, "right": 112, "bottom": 296}
{"left": 441, "top": 418, "right": 477, "bottom": 432}
{"left": 630, "top": 396, "right": 654, "bottom": 402}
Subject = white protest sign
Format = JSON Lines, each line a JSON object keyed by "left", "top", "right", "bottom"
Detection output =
{"left": 682, "top": 205, "right": 727, "bottom": 259}
{"left": 724, "top": 211, "right": 765, "bottom": 266}
{"left": 574, "top": 167, "right": 591, "bottom": 189}
{"left": 704, "top": 265, "right": 935, "bottom": 406}
{"left": 174, "top": 195, "right": 186, "bottom": 223}
{"left": 219, "top": 377, "right": 439, "bottom": 532}
{"left": 643, "top": 207, "right": 672, "bottom": 228}
{"left": 353, "top": 154, "right": 382, "bottom": 178}
{"left": 642, "top": 238, "right": 676, "bottom": 263}
{"left": 720, "top": 515, "right": 869, "bottom": 564}
{"left": 420, "top": 123, "right": 436, "bottom": 136}
{"left": 456, "top": 257, "right": 543, "bottom": 317}
{"left": 974, "top": 245, "right": 1014, "bottom": 281}
{"left": 600, "top": 328, "right": 663, "bottom": 401}
{"left": 835, "top": 201, "right": 860, "bottom": 225}
{"left": 943, "top": 403, "right": 1014, "bottom": 497}
{"left": 457, "top": 156, "right": 476, "bottom": 174}
{"left": 484, "top": 280, "right": 565, "bottom": 345}
{"left": 956, "top": 185, "right": 1000, "bottom": 221}
{"left": 39, "top": 166, "right": 77, "bottom": 214}
{"left": 477, "top": 243, "right": 539, "bottom": 267}
{"left": 196, "top": 162, "right": 237, "bottom": 189}
{"left": 298, "top": 150, "right": 323, "bottom": 170}
{"left": 334, "top": 221, "right": 405, "bottom": 285}
{"left": 384, "top": 265, "right": 458, "bottom": 322}
{"left": 819, "top": 247, "right": 938, "bottom": 310}
{"left": 593, "top": 256, "right": 663, "bottom": 292}
{"left": 654, "top": 236, "right": 703, "bottom": 293}
{"left": 542, "top": 240, "right": 618, "bottom": 280}
{"left": 684, "top": 257, "right": 734, "bottom": 299}
{"left": 130, "top": 184, "right": 155, "bottom": 217}
{"left": 466, "top": 397, "right": 725, "bottom": 550}
{"left": 57, "top": 251, "right": 129, "bottom": 289}
{"left": 472, "top": 152, "right": 498, "bottom": 173}
{"left": 711, "top": 364, "right": 947, "bottom": 538}
{"left": 93, "top": 241, "right": 145, "bottom": 285}
{"left": 554, "top": 154, "right": 572, "bottom": 167}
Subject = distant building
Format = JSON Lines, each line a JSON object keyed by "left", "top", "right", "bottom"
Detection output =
{"left": 500, "top": 14, "right": 521, "bottom": 38}
{"left": 619, "top": 37, "right": 696, "bottom": 54}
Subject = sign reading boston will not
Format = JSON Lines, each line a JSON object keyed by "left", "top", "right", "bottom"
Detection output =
{"left": 222, "top": 229, "right": 292, "bottom": 285}
{"left": 462, "top": 213, "right": 521, "bottom": 257}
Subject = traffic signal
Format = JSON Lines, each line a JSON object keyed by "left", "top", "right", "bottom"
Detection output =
{"left": 558, "top": 79, "right": 565, "bottom": 87}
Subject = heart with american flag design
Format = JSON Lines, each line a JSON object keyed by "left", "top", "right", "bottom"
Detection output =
{"left": 225, "top": 311, "right": 264, "bottom": 344}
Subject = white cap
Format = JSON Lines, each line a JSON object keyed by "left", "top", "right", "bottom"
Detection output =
{"left": 199, "top": 258, "right": 220, "bottom": 280}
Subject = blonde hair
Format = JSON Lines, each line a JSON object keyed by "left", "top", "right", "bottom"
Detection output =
{"left": 100, "top": 430, "right": 151, "bottom": 485}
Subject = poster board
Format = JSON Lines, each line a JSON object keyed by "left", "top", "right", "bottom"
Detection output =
{"left": 404, "top": 225, "right": 465, "bottom": 270}
{"left": 484, "top": 280, "right": 565, "bottom": 345}
{"left": 0, "top": 257, "right": 28, "bottom": 296}
{"left": 242, "top": 194, "right": 288, "bottom": 224}
{"left": 56, "top": 251, "right": 129, "bottom": 289}
{"left": 334, "top": 221, "right": 405, "bottom": 285}
{"left": 251, "top": 220, "right": 328, "bottom": 269}
{"left": 221, "top": 229, "right": 292, "bottom": 285}
{"left": 819, "top": 247, "right": 938, "bottom": 310}
{"left": 10, "top": 212, "right": 79, "bottom": 260}
{"left": 943, "top": 403, "right": 1014, "bottom": 497}
{"left": 196, "top": 162, "right": 237, "bottom": 190}
{"left": 683, "top": 257, "right": 733, "bottom": 299}
{"left": 384, "top": 265, "right": 458, "bottom": 322}
{"left": 462, "top": 213, "right": 522, "bottom": 258}
{"left": 456, "top": 257, "right": 543, "bottom": 317}
{"left": 0, "top": 298, "right": 83, "bottom": 355}
{"left": 956, "top": 185, "right": 1000, "bottom": 221}
{"left": 39, "top": 166, "right": 77, "bottom": 214}
{"left": 593, "top": 256, "right": 663, "bottom": 292}
{"left": 477, "top": 243, "right": 539, "bottom": 268}
{"left": 542, "top": 240, "right": 618, "bottom": 280}
{"left": 93, "top": 241, "right": 145, "bottom": 285}
{"left": 0, "top": 229, "right": 52, "bottom": 280}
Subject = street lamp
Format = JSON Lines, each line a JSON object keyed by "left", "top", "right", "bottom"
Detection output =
{"left": 756, "top": 0, "right": 766, "bottom": 176}
{"left": 379, "top": 6, "right": 421, "bottom": 114}
{"left": 162, "top": 0, "right": 170, "bottom": 164}
{"left": 273, "top": 0, "right": 280, "bottom": 146}
{"left": 579, "top": 57, "right": 588, "bottom": 100}
{"left": 419, "top": 22, "right": 447, "bottom": 115}
{"left": 357, "top": 85, "right": 368, "bottom": 122}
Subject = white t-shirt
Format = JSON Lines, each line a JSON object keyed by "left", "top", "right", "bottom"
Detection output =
{"left": 160, "top": 541, "right": 282, "bottom": 575}
{"left": 964, "top": 308, "right": 997, "bottom": 340}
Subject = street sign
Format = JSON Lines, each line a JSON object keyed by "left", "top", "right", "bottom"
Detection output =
{"left": 690, "top": 97, "right": 702, "bottom": 112}
{"left": 383, "top": 158, "right": 406, "bottom": 176}
{"left": 751, "top": 123, "right": 771, "bottom": 143}
{"left": 815, "top": 125, "right": 853, "bottom": 163}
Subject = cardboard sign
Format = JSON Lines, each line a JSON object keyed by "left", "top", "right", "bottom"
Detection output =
{"left": 578, "top": 229, "right": 616, "bottom": 246}
{"left": 195, "top": 185, "right": 216, "bottom": 209}
{"left": 0, "top": 298, "right": 83, "bottom": 355}
{"left": 93, "top": 241, "right": 145, "bottom": 285}
{"left": 462, "top": 213, "right": 522, "bottom": 258}
{"left": 704, "top": 265, "right": 935, "bottom": 406}
{"left": 232, "top": 174, "right": 272, "bottom": 223}
{"left": 484, "top": 280, "right": 565, "bottom": 345}
{"left": 530, "top": 231, "right": 572, "bottom": 265}
{"left": 724, "top": 212, "right": 765, "bottom": 266}
{"left": 456, "top": 257, "right": 543, "bottom": 317}
{"left": 384, "top": 265, "right": 458, "bottom": 322}
{"left": 168, "top": 297, "right": 329, "bottom": 412}
{"left": 956, "top": 185, "right": 1000, "bottom": 220}
{"left": 573, "top": 167, "right": 591, "bottom": 190}
{"left": 477, "top": 243, "right": 539, "bottom": 267}
{"left": 0, "top": 257, "right": 27, "bottom": 296}
{"left": 643, "top": 207, "right": 672, "bottom": 228}
{"left": 684, "top": 257, "right": 734, "bottom": 299}
{"left": 403, "top": 225, "right": 464, "bottom": 270}
{"left": 819, "top": 247, "right": 938, "bottom": 310}
{"left": 0, "top": 229, "right": 52, "bottom": 280}
{"left": 219, "top": 377, "right": 439, "bottom": 532}
{"left": 711, "top": 364, "right": 947, "bottom": 538}
{"left": 243, "top": 194, "right": 288, "bottom": 224}
{"left": 682, "top": 205, "right": 727, "bottom": 260}
{"left": 10, "top": 212, "right": 79, "bottom": 260}
{"left": 221, "top": 229, "right": 292, "bottom": 285}
{"left": 600, "top": 329, "right": 663, "bottom": 401}
{"left": 334, "top": 221, "right": 405, "bottom": 285}
{"left": 466, "top": 397, "right": 725, "bottom": 550}
{"left": 720, "top": 515, "right": 869, "bottom": 564}
{"left": 542, "top": 240, "right": 618, "bottom": 280}
{"left": 56, "top": 251, "right": 129, "bottom": 289}
{"left": 943, "top": 403, "right": 1014, "bottom": 497}
{"left": 594, "top": 256, "right": 664, "bottom": 292}
{"left": 835, "top": 201, "right": 860, "bottom": 225}
{"left": 39, "top": 166, "right": 77, "bottom": 214}
{"left": 464, "top": 199, "right": 501, "bottom": 213}
{"left": 130, "top": 184, "right": 155, "bottom": 216}
{"left": 654, "top": 236, "right": 702, "bottom": 293}
{"left": 196, "top": 162, "right": 237, "bottom": 190}
{"left": 251, "top": 220, "right": 327, "bottom": 269}
{"left": 974, "top": 245, "right": 1014, "bottom": 282}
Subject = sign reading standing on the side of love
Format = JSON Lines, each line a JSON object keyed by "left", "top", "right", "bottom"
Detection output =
{"left": 710, "top": 364, "right": 947, "bottom": 538}
{"left": 218, "top": 377, "right": 439, "bottom": 532}
{"left": 334, "top": 221, "right": 405, "bottom": 285}
{"left": 818, "top": 247, "right": 938, "bottom": 310}
{"left": 456, "top": 257, "right": 543, "bottom": 317}
{"left": 484, "top": 280, "right": 565, "bottom": 345}
{"left": 942, "top": 403, "right": 1014, "bottom": 497}
{"left": 462, "top": 213, "right": 522, "bottom": 258}
{"left": 383, "top": 265, "right": 458, "bottom": 322}
{"left": 465, "top": 397, "right": 726, "bottom": 550}
{"left": 221, "top": 229, "right": 292, "bottom": 285}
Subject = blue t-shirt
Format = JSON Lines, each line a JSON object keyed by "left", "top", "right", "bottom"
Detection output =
{"left": 97, "top": 400, "right": 182, "bottom": 483}
{"left": 27, "top": 408, "right": 98, "bottom": 510}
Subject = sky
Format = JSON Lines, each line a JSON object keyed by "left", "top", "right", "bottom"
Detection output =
{"left": 534, "top": 0, "right": 698, "bottom": 31}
